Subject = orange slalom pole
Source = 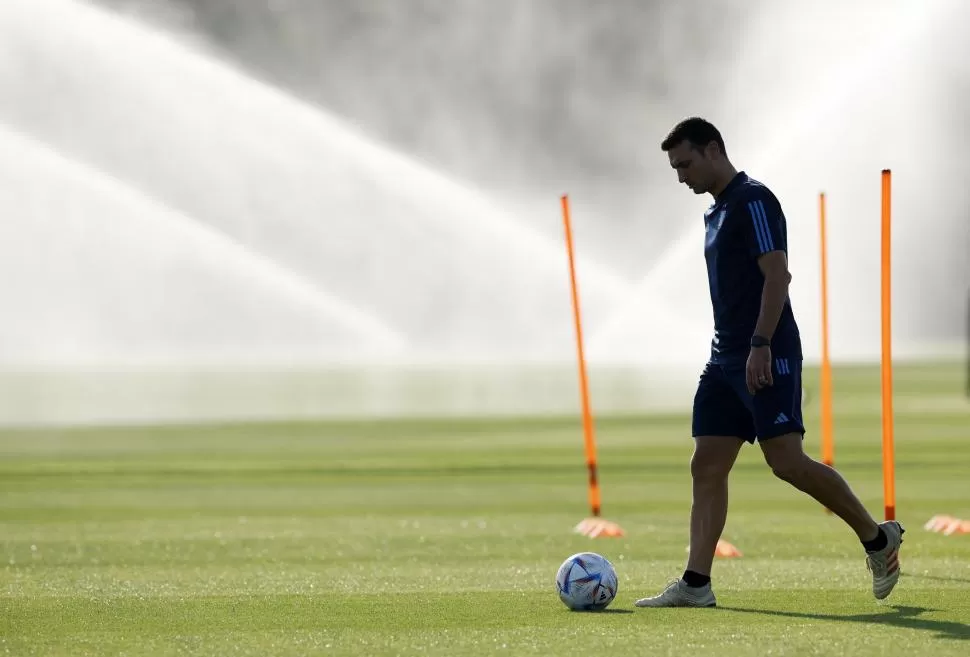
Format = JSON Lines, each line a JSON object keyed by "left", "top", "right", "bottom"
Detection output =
{"left": 819, "top": 192, "right": 835, "bottom": 469}
{"left": 560, "top": 194, "right": 601, "bottom": 518}
{"left": 880, "top": 170, "right": 896, "bottom": 521}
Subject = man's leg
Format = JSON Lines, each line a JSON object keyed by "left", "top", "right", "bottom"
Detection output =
{"left": 635, "top": 362, "right": 753, "bottom": 609}
{"left": 759, "top": 433, "right": 905, "bottom": 599}
{"left": 686, "top": 436, "right": 746, "bottom": 578}
{"left": 753, "top": 357, "right": 905, "bottom": 600}
{"left": 759, "top": 433, "right": 878, "bottom": 540}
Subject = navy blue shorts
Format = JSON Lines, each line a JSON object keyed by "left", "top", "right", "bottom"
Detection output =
{"left": 691, "top": 356, "right": 805, "bottom": 443}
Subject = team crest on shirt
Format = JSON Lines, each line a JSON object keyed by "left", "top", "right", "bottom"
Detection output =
{"left": 707, "top": 210, "right": 727, "bottom": 233}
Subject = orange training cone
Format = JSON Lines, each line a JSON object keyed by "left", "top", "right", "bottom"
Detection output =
{"left": 685, "top": 539, "right": 743, "bottom": 558}
{"left": 574, "top": 517, "right": 625, "bottom": 538}
{"left": 715, "top": 539, "right": 744, "bottom": 557}
{"left": 924, "top": 515, "right": 970, "bottom": 535}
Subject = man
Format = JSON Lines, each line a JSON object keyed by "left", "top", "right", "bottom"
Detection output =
{"left": 634, "top": 117, "right": 904, "bottom": 608}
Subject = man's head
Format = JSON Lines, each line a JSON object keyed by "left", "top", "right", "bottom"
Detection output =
{"left": 661, "top": 117, "right": 733, "bottom": 196}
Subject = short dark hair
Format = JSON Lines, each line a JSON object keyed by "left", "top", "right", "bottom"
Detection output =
{"left": 661, "top": 117, "right": 726, "bottom": 155}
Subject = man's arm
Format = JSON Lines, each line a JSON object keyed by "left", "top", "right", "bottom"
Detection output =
{"left": 744, "top": 194, "right": 791, "bottom": 342}
{"left": 753, "top": 251, "right": 792, "bottom": 340}
{"left": 745, "top": 193, "right": 791, "bottom": 394}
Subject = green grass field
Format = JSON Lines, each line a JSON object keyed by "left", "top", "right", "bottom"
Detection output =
{"left": 2, "top": 362, "right": 969, "bottom": 656}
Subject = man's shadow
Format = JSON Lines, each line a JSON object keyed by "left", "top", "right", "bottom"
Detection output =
{"left": 717, "top": 605, "right": 970, "bottom": 641}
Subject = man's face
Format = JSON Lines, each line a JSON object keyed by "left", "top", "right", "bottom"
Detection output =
{"left": 667, "top": 140, "right": 716, "bottom": 195}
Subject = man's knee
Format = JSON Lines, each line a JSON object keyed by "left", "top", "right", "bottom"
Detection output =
{"left": 761, "top": 433, "right": 810, "bottom": 482}
{"left": 691, "top": 436, "right": 743, "bottom": 481}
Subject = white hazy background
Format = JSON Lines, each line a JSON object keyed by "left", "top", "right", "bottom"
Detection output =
{"left": 0, "top": 0, "right": 967, "bottom": 425}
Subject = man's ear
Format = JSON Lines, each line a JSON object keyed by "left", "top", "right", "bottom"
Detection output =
{"left": 704, "top": 141, "right": 721, "bottom": 160}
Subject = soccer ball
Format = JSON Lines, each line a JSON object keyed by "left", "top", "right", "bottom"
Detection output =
{"left": 555, "top": 552, "right": 618, "bottom": 611}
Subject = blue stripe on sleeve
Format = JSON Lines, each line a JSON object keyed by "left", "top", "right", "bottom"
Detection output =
{"left": 748, "top": 202, "right": 768, "bottom": 253}
{"left": 755, "top": 200, "right": 775, "bottom": 251}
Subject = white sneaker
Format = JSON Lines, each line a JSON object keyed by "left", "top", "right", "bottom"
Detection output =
{"left": 634, "top": 579, "right": 717, "bottom": 608}
{"left": 866, "top": 520, "right": 905, "bottom": 600}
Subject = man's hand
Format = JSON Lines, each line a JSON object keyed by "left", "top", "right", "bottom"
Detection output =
{"left": 746, "top": 346, "right": 773, "bottom": 394}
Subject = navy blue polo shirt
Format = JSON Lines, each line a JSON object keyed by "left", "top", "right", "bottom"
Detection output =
{"left": 702, "top": 171, "right": 802, "bottom": 364}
